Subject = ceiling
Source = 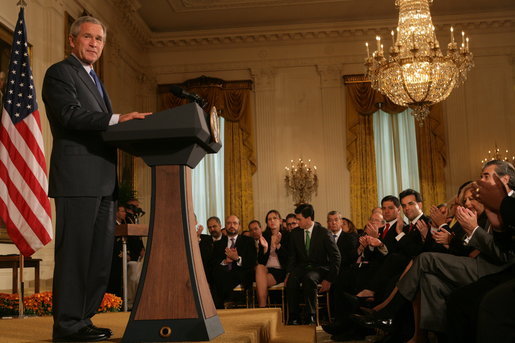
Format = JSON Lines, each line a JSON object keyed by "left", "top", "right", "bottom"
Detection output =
{"left": 136, "top": 0, "right": 515, "bottom": 33}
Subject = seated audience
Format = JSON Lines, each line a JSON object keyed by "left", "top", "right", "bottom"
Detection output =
{"left": 353, "top": 160, "right": 515, "bottom": 343}
{"left": 255, "top": 210, "right": 289, "bottom": 308}
{"left": 211, "top": 215, "right": 257, "bottom": 309}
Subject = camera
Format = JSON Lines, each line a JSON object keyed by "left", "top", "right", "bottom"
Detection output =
{"left": 126, "top": 203, "right": 145, "bottom": 217}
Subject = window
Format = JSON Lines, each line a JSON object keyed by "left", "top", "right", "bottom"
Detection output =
{"left": 192, "top": 117, "right": 225, "bottom": 231}
{"left": 373, "top": 109, "right": 420, "bottom": 203}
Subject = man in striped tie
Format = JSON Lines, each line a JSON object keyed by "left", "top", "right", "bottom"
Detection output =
{"left": 42, "top": 16, "right": 151, "bottom": 342}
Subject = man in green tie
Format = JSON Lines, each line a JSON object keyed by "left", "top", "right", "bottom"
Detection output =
{"left": 285, "top": 204, "right": 341, "bottom": 325}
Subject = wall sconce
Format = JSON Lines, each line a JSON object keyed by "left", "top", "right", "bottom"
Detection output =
{"left": 284, "top": 158, "right": 319, "bottom": 206}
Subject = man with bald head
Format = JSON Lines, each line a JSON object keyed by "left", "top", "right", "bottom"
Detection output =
{"left": 211, "top": 215, "right": 257, "bottom": 308}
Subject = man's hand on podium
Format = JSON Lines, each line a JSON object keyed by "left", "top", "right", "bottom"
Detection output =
{"left": 119, "top": 111, "right": 153, "bottom": 122}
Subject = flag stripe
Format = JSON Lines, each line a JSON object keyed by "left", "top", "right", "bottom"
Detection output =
{"left": 12, "top": 111, "right": 48, "bottom": 174}
{"left": 0, "top": 180, "right": 46, "bottom": 254}
{"left": 0, "top": 160, "right": 52, "bottom": 246}
{"left": 0, "top": 110, "right": 50, "bottom": 216}
{"left": 0, "top": 196, "right": 35, "bottom": 256}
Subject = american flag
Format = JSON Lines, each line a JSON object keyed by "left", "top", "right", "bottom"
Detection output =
{"left": 0, "top": 7, "right": 52, "bottom": 256}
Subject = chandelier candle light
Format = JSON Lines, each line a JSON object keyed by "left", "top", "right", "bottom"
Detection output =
{"left": 480, "top": 145, "right": 515, "bottom": 165}
{"left": 365, "top": 0, "right": 474, "bottom": 123}
{"left": 284, "top": 158, "right": 319, "bottom": 206}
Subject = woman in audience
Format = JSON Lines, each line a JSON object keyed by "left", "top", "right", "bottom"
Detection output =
{"left": 255, "top": 209, "right": 289, "bottom": 307}
{"left": 339, "top": 217, "right": 360, "bottom": 269}
{"left": 431, "top": 182, "right": 487, "bottom": 256}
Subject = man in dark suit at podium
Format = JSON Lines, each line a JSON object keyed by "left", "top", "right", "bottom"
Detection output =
{"left": 211, "top": 215, "right": 257, "bottom": 308}
{"left": 42, "top": 16, "right": 150, "bottom": 342}
{"left": 286, "top": 204, "right": 341, "bottom": 325}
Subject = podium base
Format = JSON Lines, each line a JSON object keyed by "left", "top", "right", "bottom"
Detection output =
{"left": 122, "top": 315, "right": 224, "bottom": 342}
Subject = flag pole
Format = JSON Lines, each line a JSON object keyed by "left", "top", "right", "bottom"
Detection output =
{"left": 16, "top": 0, "right": 27, "bottom": 320}
{"left": 18, "top": 253, "right": 25, "bottom": 318}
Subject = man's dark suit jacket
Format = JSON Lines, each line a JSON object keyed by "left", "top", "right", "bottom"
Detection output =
{"left": 501, "top": 196, "right": 515, "bottom": 230}
{"left": 212, "top": 234, "right": 257, "bottom": 280}
{"left": 395, "top": 214, "right": 445, "bottom": 258}
{"left": 380, "top": 221, "right": 402, "bottom": 253}
{"left": 42, "top": 55, "right": 116, "bottom": 197}
{"left": 287, "top": 224, "right": 341, "bottom": 282}
{"left": 335, "top": 231, "right": 359, "bottom": 271}
{"left": 199, "top": 234, "right": 217, "bottom": 284}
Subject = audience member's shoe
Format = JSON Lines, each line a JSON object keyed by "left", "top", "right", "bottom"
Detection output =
{"left": 53, "top": 326, "right": 108, "bottom": 342}
{"left": 351, "top": 313, "right": 393, "bottom": 332}
{"left": 89, "top": 324, "right": 112, "bottom": 337}
{"left": 322, "top": 322, "right": 347, "bottom": 335}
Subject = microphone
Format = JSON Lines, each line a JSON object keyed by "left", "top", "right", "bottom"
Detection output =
{"left": 170, "top": 85, "right": 207, "bottom": 108}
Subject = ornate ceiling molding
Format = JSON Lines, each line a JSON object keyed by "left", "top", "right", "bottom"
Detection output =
{"left": 151, "top": 44, "right": 515, "bottom": 82}
{"left": 108, "top": 0, "right": 151, "bottom": 45}
{"left": 149, "top": 13, "right": 515, "bottom": 49}
{"left": 170, "top": 0, "right": 346, "bottom": 11}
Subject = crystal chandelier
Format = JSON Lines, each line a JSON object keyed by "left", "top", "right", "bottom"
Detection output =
{"left": 284, "top": 159, "right": 319, "bottom": 206}
{"left": 365, "top": 0, "right": 474, "bottom": 123}
{"left": 480, "top": 144, "right": 515, "bottom": 165}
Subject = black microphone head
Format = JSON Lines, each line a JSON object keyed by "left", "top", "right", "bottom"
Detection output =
{"left": 170, "top": 85, "right": 185, "bottom": 98}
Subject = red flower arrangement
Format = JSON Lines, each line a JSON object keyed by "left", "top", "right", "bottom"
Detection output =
{"left": 0, "top": 292, "right": 122, "bottom": 316}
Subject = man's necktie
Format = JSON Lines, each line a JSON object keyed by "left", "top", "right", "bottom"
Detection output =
{"left": 382, "top": 223, "right": 391, "bottom": 239}
{"left": 408, "top": 222, "right": 413, "bottom": 232}
{"left": 89, "top": 69, "right": 104, "bottom": 99}
{"left": 333, "top": 234, "right": 338, "bottom": 242}
{"left": 228, "top": 238, "right": 236, "bottom": 270}
{"left": 305, "top": 230, "right": 311, "bottom": 254}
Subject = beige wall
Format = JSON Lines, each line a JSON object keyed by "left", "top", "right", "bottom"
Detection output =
{"left": 0, "top": 1, "right": 513, "bottom": 292}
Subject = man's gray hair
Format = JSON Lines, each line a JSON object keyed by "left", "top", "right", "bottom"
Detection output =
{"left": 69, "top": 16, "right": 106, "bottom": 40}
{"left": 483, "top": 159, "right": 515, "bottom": 190}
{"left": 327, "top": 210, "right": 342, "bottom": 219}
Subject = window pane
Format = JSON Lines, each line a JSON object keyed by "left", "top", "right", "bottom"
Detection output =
{"left": 192, "top": 117, "right": 225, "bottom": 232}
{"left": 374, "top": 109, "right": 419, "bottom": 204}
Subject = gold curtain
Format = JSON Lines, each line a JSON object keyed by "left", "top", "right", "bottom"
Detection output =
{"left": 344, "top": 74, "right": 446, "bottom": 226}
{"left": 345, "top": 91, "right": 378, "bottom": 228}
{"left": 159, "top": 78, "right": 256, "bottom": 227}
{"left": 344, "top": 74, "right": 403, "bottom": 227}
{"left": 415, "top": 103, "right": 447, "bottom": 212}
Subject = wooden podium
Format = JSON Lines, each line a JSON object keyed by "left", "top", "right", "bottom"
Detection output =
{"left": 103, "top": 103, "right": 223, "bottom": 342}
